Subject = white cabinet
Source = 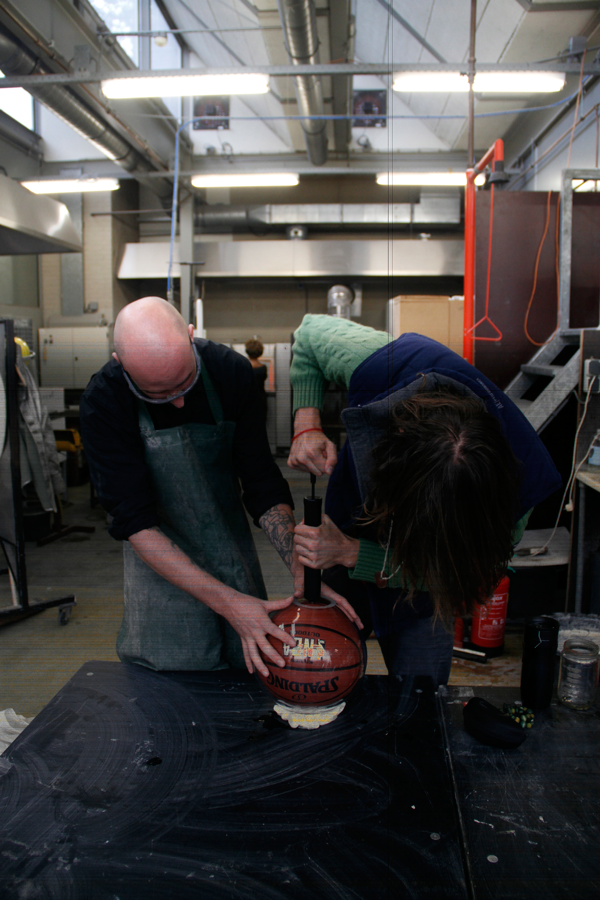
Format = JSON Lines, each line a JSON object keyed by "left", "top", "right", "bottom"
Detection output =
{"left": 39, "top": 327, "right": 111, "bottom": 388}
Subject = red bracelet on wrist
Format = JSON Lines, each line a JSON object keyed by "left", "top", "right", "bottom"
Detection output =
{"left": 291, "top": 427, "right": 324, "bottom": 442}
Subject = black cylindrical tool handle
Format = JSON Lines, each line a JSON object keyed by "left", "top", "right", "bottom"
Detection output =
{"left": 303, "top": 495, "right": 322, "bottom": 602}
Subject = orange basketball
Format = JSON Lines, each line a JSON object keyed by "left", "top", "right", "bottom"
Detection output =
{"left": 257, "top": 599, "right": 365, "bottom": 707}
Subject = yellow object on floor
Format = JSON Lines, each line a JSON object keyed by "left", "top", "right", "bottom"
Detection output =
{"left": 54, "top": 427, "right": 83, "bottom": 454}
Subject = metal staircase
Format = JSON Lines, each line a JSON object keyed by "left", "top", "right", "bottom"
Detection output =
{"left": 504, "top": 333, "right": 580, "bottom": 432}
{"left": 502, "top": 168, "right": 600, "bottom": 433}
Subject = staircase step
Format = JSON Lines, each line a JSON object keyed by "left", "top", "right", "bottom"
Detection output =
{"left": 521, "top": 364, "right": 559, "bottom": 377}
{"left": 504, "top": 333, "right": 581, "bottom": 431}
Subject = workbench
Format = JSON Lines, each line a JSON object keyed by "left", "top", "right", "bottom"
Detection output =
{"left": 574, "top": 463, "right": 600, "bottom": 613}
{"left": 442, "top": 684, "right": 600, "bottom": 899}
{"left": 0, "top": 664, "right": 598, "bottom": 899}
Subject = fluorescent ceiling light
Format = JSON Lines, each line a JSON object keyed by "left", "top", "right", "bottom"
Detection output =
{"left": 377, "top": 172, "right": 487, "bottom": 187}
{"left": 21, "top": 178, "right": 120, "bottom": 194}
{"left": 393, "top": 71, "right": 565, "bottom": 93}
{"left": 393, "top": 72, "right": 470, "bottom": 93}
{"left": 102, "top": 73, "right": 269, "bottom": 99}
{"left": 191, "top": 173, "right": 299, "bottom": 188}
{"left": 475, "top": 71, "right": 565, "bottom": 93}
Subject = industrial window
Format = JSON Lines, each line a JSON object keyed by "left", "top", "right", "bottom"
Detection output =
{"left": 0, "top": 72, "right": 34, "bottom": 131}
{"left": 150, "top": 0, "right": 182, "bottom": 120}
{"left": 91, "top": 0, "right": 139, "bottom": 66}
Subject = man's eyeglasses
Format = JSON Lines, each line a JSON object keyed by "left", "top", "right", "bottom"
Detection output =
{"left": 121, "top": 342, "right": 202, "bottom": 404}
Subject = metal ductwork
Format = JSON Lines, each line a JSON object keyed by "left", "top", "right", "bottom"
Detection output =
{"left": 194, "top": 194, "right": 461, "bottom": 231}
{"left": 195, "top": 205, "right": 259, "bottom": 231}
{"left": 0, "top": 28, "right": 172, "bottom": 206}
{"left": 277, "top": 0, "right": 328, "bottom": 166}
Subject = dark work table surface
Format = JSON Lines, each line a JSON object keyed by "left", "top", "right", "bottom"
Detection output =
{"left": 0, "top": 663, "right": 467, "bottom": 900}
{"left": 440, "top": 684, "right": 600, "bottom": 900}
{"left": 1, "top": 666, "right": 599, "bottom": 900}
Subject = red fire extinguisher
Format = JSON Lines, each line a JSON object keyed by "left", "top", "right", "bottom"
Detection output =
{"left": 469, "top": 575, "right": 510, "bottom": 658}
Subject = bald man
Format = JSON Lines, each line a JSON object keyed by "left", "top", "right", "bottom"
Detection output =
{"left": 81, "top": 298, "right": 359, "bottom": 676}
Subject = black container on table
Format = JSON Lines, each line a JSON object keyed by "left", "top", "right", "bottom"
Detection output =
{"left": 520, "top": 616, "right": 559, "bottom": 709}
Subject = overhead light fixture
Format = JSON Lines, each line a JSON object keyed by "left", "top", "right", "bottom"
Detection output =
{"left": 102, "top": 73, "right": 269, "bottom": 99}
{"left": 191, "top": 173, "right": 299, "bottom": 188}
{"left": 21, "top": 177, "right": 120, "bottom": 194}
{"left": 392, "top": 71, "right": 565, "bottom": 93}
{"left": 393, "top": 72, "right": 470, "bottom": 93}
{"left": 475, "top": 71, "right": 565, "bottom": 93}
{"left": 377, "top": 172, "right": 487, "bottom": 187}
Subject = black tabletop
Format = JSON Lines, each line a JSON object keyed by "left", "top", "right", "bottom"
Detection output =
{"left": 0, "top": 663, "right": 467, "bottom": 900}
{"left": 440, "top": 685, "right": 600, "bottom": 900}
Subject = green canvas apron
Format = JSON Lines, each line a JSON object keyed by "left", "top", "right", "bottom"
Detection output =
{"left": 118, "top": 363, "right": 267, "bottom": 671}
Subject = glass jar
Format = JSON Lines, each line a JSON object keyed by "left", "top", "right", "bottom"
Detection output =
{"left": 558, "top": 638, "right": 600, "bottom": 710}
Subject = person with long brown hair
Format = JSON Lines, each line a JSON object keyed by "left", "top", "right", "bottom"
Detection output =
{"left": 288, "top": 314, "right": 562, "bottom": 685}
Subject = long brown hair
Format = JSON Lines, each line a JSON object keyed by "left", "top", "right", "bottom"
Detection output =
{"left": 364, "top": 387, "right": 520, "bottom": 621}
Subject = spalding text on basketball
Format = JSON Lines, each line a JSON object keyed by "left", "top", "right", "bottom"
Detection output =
{"left": 266, "top": 673, "right": 340, "bottom": 697}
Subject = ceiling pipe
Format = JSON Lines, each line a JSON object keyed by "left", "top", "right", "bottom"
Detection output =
{"left": 277, "top": 0, "right": 328, "bottom": 166}
{"left": 467, "top": 0, "right": 476, "bottom": 167}
{"left": 0, "top": 28, "right": 173, "bottom": 206}
{"left": 195, "top": 205, "right": 259, "bottom": 231}
{"left": 193, "top": 198, "right": 461, "bottom": 231}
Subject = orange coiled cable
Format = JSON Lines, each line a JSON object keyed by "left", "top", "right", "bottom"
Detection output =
{"left": 524, "top": 190, "right": 560, "bottom": 347}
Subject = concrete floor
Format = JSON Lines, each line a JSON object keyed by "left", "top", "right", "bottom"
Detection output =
{"left": 1, "top": 463, "right": 523, "bottom": 719}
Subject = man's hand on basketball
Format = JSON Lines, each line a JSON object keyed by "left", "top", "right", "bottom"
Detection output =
{"left": 222, "top": 593, "right": 296, "bottom": 677}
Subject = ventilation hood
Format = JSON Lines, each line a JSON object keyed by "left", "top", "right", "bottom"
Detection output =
{"left": 0, "top": 174, "right": 82, "bottom": 255}
{"left": 118, "top": 237, "right": 463, "bottom": 279}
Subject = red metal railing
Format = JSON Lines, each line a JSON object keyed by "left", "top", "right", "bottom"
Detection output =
{"left": 463, "top": 138, "right": 505, "bottom": 364}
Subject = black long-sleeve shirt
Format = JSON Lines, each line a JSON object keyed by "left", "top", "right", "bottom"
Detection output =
{"left": 80, "top": 339, "right": 293, "bottom": 541}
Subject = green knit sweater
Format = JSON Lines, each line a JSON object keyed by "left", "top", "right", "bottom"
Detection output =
{"left": 290, "top": 314, "right": 390, "bottom": 411}
{"left": 290, "top": 314, "right": 531, "bottom": 588}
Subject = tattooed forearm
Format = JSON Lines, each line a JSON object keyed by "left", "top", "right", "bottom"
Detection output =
{"left": 148, "top": 526, "right": 181, "bottom": 555}
{"left": 259, "top": 504, "right": 295, "bottom": 570}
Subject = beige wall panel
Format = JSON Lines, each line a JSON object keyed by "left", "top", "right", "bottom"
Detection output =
{"left": 83, "top": 192, "right": 113, "bottom": 321}
{"left": 204, "top": 286, "right": 316, "bottom": 344}
{"left": 40, "top": 255, "right": 62, "bottom": 325}
{"left": 110, "top": 200, "right": 139, "bottom": 322}
{"left": 203, "top": 282, "right": 391, "bottom": 343}
{"left": 111, "top": 181, "right": 140, "bottom": 319}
